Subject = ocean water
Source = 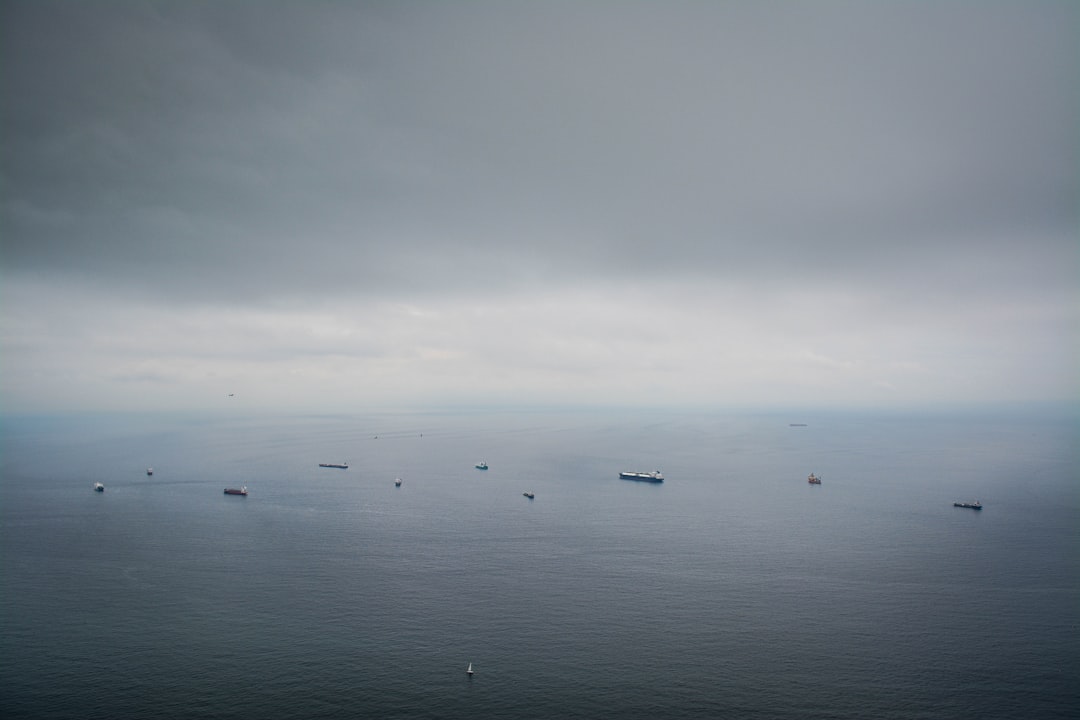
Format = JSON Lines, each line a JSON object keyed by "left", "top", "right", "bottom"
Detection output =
{"left": 1, "top": 407, "right": 1077, "bottom": 719}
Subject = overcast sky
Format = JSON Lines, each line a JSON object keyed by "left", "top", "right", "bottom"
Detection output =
{"left": 1, "top": 0, "right": 1076, "bottom": 414}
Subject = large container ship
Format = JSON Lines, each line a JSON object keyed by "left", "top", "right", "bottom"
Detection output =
{"left": 619, "top": 470, "right": 664, "bottom": 483}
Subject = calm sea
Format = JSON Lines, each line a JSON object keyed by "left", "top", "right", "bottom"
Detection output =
{"left": 1, "top": 407, "right": 1077, "bottom": 719}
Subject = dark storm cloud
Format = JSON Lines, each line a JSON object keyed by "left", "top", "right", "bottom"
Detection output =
{"left": 2, "top": 1, "right": 1075, "bottom": 305}
{"left": 1, "top": 1, "right": 1076, "bottom": 413}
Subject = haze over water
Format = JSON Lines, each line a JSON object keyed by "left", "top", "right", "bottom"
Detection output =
{"left": 3, "top": 6, "right": 1075, "bottom": 717}
{"left": 2, "top": 407, "right": 1076, "bottom": 719}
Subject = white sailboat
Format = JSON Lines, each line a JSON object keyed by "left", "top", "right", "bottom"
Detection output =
{"left": 466, "top": 662, "right": 474, "bottom": 676}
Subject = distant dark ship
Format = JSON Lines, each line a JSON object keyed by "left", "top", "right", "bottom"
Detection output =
{"left": 523, "top": 492, "right": 535, "bottom": 499}
{"left": 224, "top": 486, "right": 248, "bottom": 496}
{"left": 93, "top": 483, "right": 105, "bottom": 492}
{"left": 953, "top": 501, "right": 982, "bottom": 510}
{"left": 319, "top": 462, "right": 348, "bottom": 469}
{"left": 619, "top": 470, "right": 664, "bottom": 483}
{"left": 146, "top": 467, "right": 153, "bottom": 476}
{"left": 808, "top": 473, "right": 821, "bottom": 484}
{"left": 475, "top": 462, "right": 488, "bottom": 470}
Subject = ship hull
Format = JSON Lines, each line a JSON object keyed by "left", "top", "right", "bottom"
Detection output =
{"left": 619, "top": 472, "right": 664, "bottom": 483}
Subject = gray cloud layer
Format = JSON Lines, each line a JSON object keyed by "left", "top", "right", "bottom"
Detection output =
{"left": 1, "top": 1, "right": 1076, "bottom": 411}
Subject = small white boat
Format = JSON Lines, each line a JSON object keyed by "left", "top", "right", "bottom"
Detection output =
{"left": 146, "top": 467, "right": 153, "bottom": 476}
{"left": 466, "top": 662, "right": 474, "bottom": 676}
{"left": 395, "top": 478, "right": 403, "bottom": 487}
{"left": 93, "top": 482, "right": 105, "bottom": 492}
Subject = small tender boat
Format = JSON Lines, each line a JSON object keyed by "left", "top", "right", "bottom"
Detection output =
{"left": 808, "top": 473, "right": 821, "bottom": 484}
{"left": 93, "top": 482, "right": 105, "bottom": 492}
{"left": 953, "top": 501, "right": 982, "bottom": 510}
{"left": 146, "top": 467, "right": 153, "bottom": 476}
{"left": 466, "top": 662, "right": 474, "bottom": 676}
{"left": 224, "top": 486, "right": 248, "bottom": 496}
{"left": 523, "top": 492, "right": 534, "bottom": 499}
{"left": 319, "top": 462, "right": 348, "bottom": 469}
{"left": 395, "top": 478, "right": 402, "bottom": 487}
{"left": 475, "top": 462, "right": 488, "bottom": 470}
{"left": 619, "top": 470, "right": 663, "bottom": 483}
